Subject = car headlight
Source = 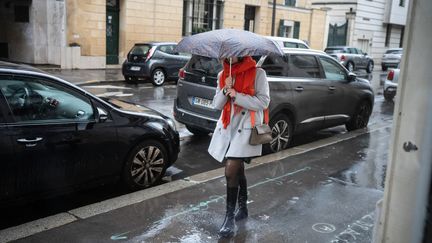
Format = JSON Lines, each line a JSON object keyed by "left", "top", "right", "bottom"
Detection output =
{"left": 166, "top": 118, "right": 177, "bottom": 132}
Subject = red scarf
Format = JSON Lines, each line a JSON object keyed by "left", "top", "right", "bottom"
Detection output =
{"left": 219, "top": 56, "right": 257, "bottom": 129}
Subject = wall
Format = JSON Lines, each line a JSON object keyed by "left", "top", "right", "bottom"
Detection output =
{"left": 384, "top": 0, "right": 409, "bottom": 25}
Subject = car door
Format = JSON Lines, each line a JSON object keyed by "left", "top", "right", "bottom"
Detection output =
{"left": 318, "top": 56, "right": 352, "bottom": 127}
{"left": 159, "top": 45, "right": 187, "bottom": 78}
{"left": 286, "top": 54, "right": 327, "bottom": 132}
{"left": 348, "top": 48, "right": 361, "bottom": 68}
{"left": 357, "top": 48, "right": 369, "bottom": 67}
{"left": 0, "top": 75, "right": 119, "bottom": 198}
{"left": 0, "top": 82, "right": 17, "bottom": 202}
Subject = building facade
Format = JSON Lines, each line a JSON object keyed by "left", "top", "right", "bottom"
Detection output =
{"left": 310, "top": 0, "right": 409, "bottom": 64}
{"left": 0, "top": 0, "right": 327, "bottom": 69}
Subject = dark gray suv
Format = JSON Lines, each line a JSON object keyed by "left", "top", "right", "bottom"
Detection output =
{"left": 174, "top": 49, "right": 374, "bottom": 153}
{"left": 122, "top": 42, "right": 190, "bottom": 86}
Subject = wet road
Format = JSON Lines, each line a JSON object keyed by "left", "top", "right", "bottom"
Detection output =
{"left": 0, "top": 70, "right": 394, "bottom": 232}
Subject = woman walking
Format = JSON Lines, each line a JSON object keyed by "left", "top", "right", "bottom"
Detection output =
{"left": 208, "top": 56, "right": 270, "bottom": 238}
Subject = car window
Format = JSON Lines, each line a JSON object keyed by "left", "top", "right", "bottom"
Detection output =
{"left": 319, "top": 57, "right": 347, "bottom": 81}
{"left": 130, "top": 45, "right": 151, "bottom": 55}
{"left": 385, "top": 49, "right": 403, "bottom": 54}
{"left": 349, "top": 48, "right": 357, "bottom": 54}
{"left": 288, "top": 54, "right": 321, "bottom": 78}
{"left": 261, "top": 55, "right": 289, "bottom": 77}
{"left": 0, "top": 76, "right": 94, "bottom": 123}
{"left": 357, "top": 49, "right": 364, "bottom": 55}
{"left": 283, "top": 42, "right": 297, "bottom": 48}
{"left": 298, "top": 43, "right": 308, "bottom": 49}
{"left": 325, "top": 48, "right": 344, "bottom": 54}
{"left": 186, "top": 55, "right": 222, "bottom": 77}
{"left": 159, "top": 45, "right": 176, "bottom": 54}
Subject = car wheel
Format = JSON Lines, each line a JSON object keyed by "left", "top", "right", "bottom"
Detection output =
{"left": 264, "top": 114, "right": 293, "bottom": 153}
{"left": 123, "top": 140, "right": 168, "bottom": 190}
{"left": 366, "top": 61, "right": 374, "bottom": 73}
{"left": 346, "top": 62, "right": 354, "bottom": 72}
{"left": 346, "top": 101, "right": 372, "bottom": 131}
{"left": 186, "top": 125, "right": 210, "bottom": 136}
{"left": 381, "top": 65, "right": 388, "bottom": 71}
{"left": 152, "top": 68, "right": 166, "bottom": 86}
{"left": 384, "top": 91, "right": 395, "bottom": 101}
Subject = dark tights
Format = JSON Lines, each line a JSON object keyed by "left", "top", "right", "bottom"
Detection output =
{"left": 225, "top": 159, "right": 246, "bottom": 188}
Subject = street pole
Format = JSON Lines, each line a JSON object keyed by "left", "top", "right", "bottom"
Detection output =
{"left": 271, "top": 0, "right": 276, "bottom": 36}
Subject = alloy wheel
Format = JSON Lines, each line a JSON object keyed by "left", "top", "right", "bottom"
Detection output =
{"left": 153, "top": 70, "right": 165, "bottom": 86}
{"left": 130, "top": 145, "right": 165, "bottom": 187}
{"left": 270, "top": 119, "right": 291, "bottom": 152}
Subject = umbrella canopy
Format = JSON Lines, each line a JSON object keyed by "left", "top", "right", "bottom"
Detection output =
{"left": 175, "top": 29, "right": 284, "bottom": 59}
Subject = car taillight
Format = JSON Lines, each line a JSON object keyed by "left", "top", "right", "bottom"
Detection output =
{"left": 387, "top": 70, "right": 394, "bottom": 81}
{"left": 145, "top": 47, "right": 156, "bottom": 62}
{"left": 340, "top": 55, "right": 346, "bottom": 61}
{"left": 178, "top": 68, "right": 185, "bottom": 79}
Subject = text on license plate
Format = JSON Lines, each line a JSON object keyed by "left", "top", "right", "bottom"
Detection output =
{"left": 192, "top": 97, "right": 213, "bottom": 108}
{"left": 130, "top": 66, "right": 141, "bottom": 71}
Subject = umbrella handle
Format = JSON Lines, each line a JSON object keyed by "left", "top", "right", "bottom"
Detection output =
{"left": 229, "top": 58, "right": 232, "bottom": 88}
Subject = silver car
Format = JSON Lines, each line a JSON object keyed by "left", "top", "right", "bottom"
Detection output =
{"left": 174, "top": 49, "right": 374, "bottom": 153}
{"left": 381, "top": 48, "right": 402, "bottom": 71}
{"left": 325, "top": 46, "right": 374, "bottom": 73}
{"left": 383, "top": 64, "right": 400, "bottom": 101}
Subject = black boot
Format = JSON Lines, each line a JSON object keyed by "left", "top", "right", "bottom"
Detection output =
{"left": 234, "top": 178, "right": 248, "bottom": 221}
{"left": 219, "top": 187, "right": 238, "bottom": 238}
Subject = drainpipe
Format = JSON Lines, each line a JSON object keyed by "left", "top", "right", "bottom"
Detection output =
{"left": 271, "top": 0, "right": 276, "bottom": 36}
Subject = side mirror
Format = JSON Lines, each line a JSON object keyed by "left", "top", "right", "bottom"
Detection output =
{"left": 97, "top": 107, "right": 109, "bottom": 123}
{"left": 348, "top": 72, "right": 357, "bottom": 81}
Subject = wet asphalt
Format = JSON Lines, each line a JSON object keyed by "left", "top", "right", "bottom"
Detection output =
{"left": 0, "top": 70, "right": 395, "bottom": 242}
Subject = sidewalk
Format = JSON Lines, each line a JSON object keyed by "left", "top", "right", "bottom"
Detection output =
{"left": 40, "top": 68, "right": 125, "bottom": 86}
{"left": 1, "top": 124, "right": 390, "bottom": 243}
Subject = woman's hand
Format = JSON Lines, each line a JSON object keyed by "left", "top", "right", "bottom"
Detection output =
{"left": 225, "top": 76, "right": 233, "bottom": 89}
{"left": 226, "top": 88, "right": 237, "bottom": 98}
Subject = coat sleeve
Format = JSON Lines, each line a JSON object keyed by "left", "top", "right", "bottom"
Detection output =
{"left": 212, "top": 72, "right": 228, "bottom": 110}
{"left": 234, "top": 68, "right": 270, "bottom": 111}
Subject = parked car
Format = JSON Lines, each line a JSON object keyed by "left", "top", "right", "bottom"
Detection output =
{"left": 381, "top": 48, "right": 403, "bottom": 71}
{"left": 122, "top": 42, "right": 190, "bottom": 86}
{"left": 174, "top": 49, "right": 374, "bottom": 153}
{"left": 0, "top": 61, "right": 179, "bottom": 205}
{"left": 324, "top": 46, "right": 374, "bottom": 73}
{"left": 265, "top": 36, "right": 310, "bottom": 49}
{"left": 383, "top": 64, "right": 400, "bottom": 101}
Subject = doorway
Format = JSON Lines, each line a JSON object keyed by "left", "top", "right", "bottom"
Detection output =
{"left": 106, "top": 0, "right": 119, "bottom": 64}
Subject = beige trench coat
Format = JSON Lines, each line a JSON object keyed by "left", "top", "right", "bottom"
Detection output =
{"left": 208, "top": 68, "right": 270, "bottom": 162}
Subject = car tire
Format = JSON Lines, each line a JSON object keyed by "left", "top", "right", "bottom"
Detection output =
{"left": 366, "top": 61, "right": 374, "bottom": 73}
{"left": 381, "top": 65, "right": 388, "bottom": 71}
{"left": 384, "top": 91, "right": 395, "bottom": 101}
{"left": 151, "top": 68, "right": 166, "bottom": 86}
{"left": 346, "top": 62, "right": 354, "bottom": 72}
{"left": 263, "top": 113, "right": 293, "bottom": 154}
{"left": 122, "top": 140, "right": 168, "bottom": 190}
{"left": 125, "top": 76, "right": 138, "bottom": 84}
{"left": 345, "top": 100, "right": 372, "bottom": 131}
{"left": 186, "top": 125, "right": 210, "bottom": 136}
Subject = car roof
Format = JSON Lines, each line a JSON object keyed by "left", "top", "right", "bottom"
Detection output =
{"left": 282, "top": 48, "right": 326, "bottom": 55}
{"left": 325, "top": 46, "right": 352, "bottom": 49}
{"left": 386, "top": 47, "right": 403, "bottom": 51}
{"left": 134, "top": 42, "right": 177, "bottom": 46}
{"left": 0, "top": 61, "right": 45, "bottom": 73}
{"left": 265, "top": 36, "right": 307, "bottom": 44}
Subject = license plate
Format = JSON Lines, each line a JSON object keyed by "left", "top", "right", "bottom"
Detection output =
{"left": 130, "top": 66, "right": 141, "bottom": 71}
{"left": 192, "top": 97, "right": 213, "bottom": 108}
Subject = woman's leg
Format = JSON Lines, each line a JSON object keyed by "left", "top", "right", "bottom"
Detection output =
{"left": 235, "top": 162, "right": 248, "bottom": 221}
{"left": 219, "top": 159, "right": 242, "bottom": 237}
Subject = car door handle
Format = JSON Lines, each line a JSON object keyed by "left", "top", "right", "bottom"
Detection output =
{"left": 328, "top": 86, "right": 336, "bottom": 91}
{"left": 295, "top": 87, "right": 304, "bottom": 92}
{"left": 17, "top": 137, "right": 43, "bottom": 147}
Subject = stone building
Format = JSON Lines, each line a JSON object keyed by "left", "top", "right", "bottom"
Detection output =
{"left": 0, "top": 0, "right": 327, "bottom": 69}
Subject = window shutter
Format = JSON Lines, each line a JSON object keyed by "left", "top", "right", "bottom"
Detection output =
{"left": 278, "top": 19, "right": 285, "bottom": 37}
{"left": 293, "top": 21, "right": 300, "bottom": 39}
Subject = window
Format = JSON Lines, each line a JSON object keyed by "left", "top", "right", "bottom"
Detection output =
{"left": 261, "top": 55, "right": 289, "bottom": 77}
{"left": 288, "top": 55, "right": 321, "bottom": 78}
{"left": 293, "top": 21, "right": 300, "bottom": 39}
{"left": 319, "top": 57, "right": 347, "bottom": 81}
{"left": 399, "top": 0, "right": 405, "bottom": 7}
{"left": 385, "top": 24, "right": 392, "bottom": 47}
{"left": 182, "top": 0, "right": 224, "bottom": 36}
{"left": 348, "top": 48, "right": 358, "bottom": 54}
{"left": 285, "top": 0, "right": 296, "bottom": 7}
{"left": 159, "top": 45, "right": 176, "bottom": 55}
{"left": 0, "top": 77, "right": 94, "bottom": 123}
{"left": 14, "top": 5, "right": 30, "bottom": 23}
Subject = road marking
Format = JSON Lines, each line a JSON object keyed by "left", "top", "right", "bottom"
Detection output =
{"left": 110, "top": 231, "right": 130, "bottom": 240}
{"left": 312, "top": 223, "right": 336, "bottom": 233}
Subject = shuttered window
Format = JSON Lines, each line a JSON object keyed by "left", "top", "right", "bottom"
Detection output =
{"left": 293, "top": 22, "right": 300, "bottom": 39}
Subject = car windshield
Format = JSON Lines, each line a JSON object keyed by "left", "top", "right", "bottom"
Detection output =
{"left": 385, "top": 49, "right": 403, "bottom": 54}
{"left": 130, "top": 45, "right": 151, "bottom": 56}
{"left": 325, "top": 48, "right": 344, "bottom": 54}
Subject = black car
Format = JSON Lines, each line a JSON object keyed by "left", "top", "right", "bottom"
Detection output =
{"left": 174, "top": 49, "right": 374, "bottom": 153}
{"left": 0, "top": 62, "right": 180, "bottom": 205}
{"left": 122, "top": 42, "right": 190, "bottom": 86}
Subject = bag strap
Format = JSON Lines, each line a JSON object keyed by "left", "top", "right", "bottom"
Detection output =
{"left": 250, "top": 108, "right": 269, "bottom": 127}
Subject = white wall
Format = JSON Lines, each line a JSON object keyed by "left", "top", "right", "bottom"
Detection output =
{"left": 384, "top": 0, "right": 409, "bottom": 25}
